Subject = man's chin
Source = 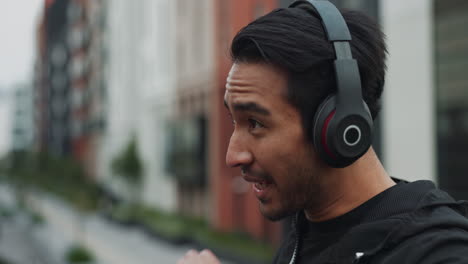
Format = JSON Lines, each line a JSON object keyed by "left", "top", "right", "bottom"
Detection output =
{"left": 259, "top": 204, "right": 294, "bottom": 222}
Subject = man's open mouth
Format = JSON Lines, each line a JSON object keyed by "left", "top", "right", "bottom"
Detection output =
{"left": 254, "top": 181, "right": 271, "bottom": 191}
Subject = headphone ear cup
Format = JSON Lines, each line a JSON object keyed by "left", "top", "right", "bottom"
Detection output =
{"left": 312, "top": 95, "right": 338, "bottom": 165}
{"left": 313, "top": 95, "right": 373, "bottom": 168}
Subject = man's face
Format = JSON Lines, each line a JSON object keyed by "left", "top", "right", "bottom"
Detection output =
{"left": 224, "top": 62, "right": 326, "bottom": 221}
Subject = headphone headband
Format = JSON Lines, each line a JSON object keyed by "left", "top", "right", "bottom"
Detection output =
{"left": 290, "top": 0, "right": 351, "bottom": 42}
{"left": 290, "top": 0, "right": 363, "bottom": 114}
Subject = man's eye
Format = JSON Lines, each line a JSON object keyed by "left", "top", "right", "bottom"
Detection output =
{"left": 248, "top": 118, "right": 264, "bottom": 129}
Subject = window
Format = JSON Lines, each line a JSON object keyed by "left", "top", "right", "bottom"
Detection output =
{"left": 435, "top": 0, "right": 468, "bottom": 199}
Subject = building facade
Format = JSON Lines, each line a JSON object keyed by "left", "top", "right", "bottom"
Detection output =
{"left": 102, "top": 0, "right": 178, "bottom": 210}
{"left": 168, "top": 0, "right": 215, "bottom": 221}
{"left": 33, "top": 0, "right": 107, "bottom": 180}
{"left": 67, "top": 0, "right": 107, "bottom": 178}
{"left": 34, "top": 0, "right": 72, "bottom": 156}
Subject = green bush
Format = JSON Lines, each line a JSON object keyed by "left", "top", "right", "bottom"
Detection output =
{"left": 30, "top": 210, "right": 45, "bottom": 225}
{"left": 110, "top": 204, "right": 275, "bottom": 262}
{"left": 111, "top": 138, "right": 143, "bottom": 185}
{"left": 193, "top": 229, "right": 274, "bottom": 262}
{"left": 0, "top": 257, "right": 12, "bottom": 264}
{"left": 0, "top": 151, "right": 100, "bottom": 212}
{"left": 139, "top": 208, "right": 188, "bottom": 240}
{"left": 110, "top": 203, "right": 138, "bottom": 223}
{"left": 65, "top": 244, "right": 94, "bottom": 263}
{"left": 0, "top": 206, "right": 15, "bottom": 219}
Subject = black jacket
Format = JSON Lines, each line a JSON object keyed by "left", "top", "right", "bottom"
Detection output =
{"left": 273, "top": 180, "right": 468, "bottom": 264}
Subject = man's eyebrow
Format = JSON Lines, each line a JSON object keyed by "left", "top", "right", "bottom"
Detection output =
{"left": 230, "top": 102, "right": 271, "bottom": 116}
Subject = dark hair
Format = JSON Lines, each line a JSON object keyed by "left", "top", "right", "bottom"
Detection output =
{"left": 230, "top": 2, "right": 387, "bottom": 143}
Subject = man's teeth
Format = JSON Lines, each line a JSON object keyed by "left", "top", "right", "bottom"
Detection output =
{"left": 255, "top": 181, "right": 268, "bottom": 190}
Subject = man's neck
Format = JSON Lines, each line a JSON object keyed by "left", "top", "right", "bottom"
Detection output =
{"left": 305, "top": 148, "right": 395, "bottom": 222}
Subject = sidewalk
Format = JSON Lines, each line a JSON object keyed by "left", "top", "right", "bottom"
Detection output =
{"left": 0, "top": 215, "right": 56, "bottom": 264}
{"left": 0, "top": 185, "right": 57, "bottom": 264}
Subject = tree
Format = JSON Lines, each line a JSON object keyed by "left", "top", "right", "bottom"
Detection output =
{"left": 111, "top": 137, "right": 144, "bottom": 206}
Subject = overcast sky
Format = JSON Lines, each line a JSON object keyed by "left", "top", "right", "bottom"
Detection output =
{"left": 0, "top": 1, "right": 42, "bottom": 156}
{"left": 0, "top": 1, "right": 43, "bottom": 90}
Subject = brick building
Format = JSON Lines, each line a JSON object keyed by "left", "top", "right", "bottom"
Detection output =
{"left": 210, "top": 0, "right": 282, "bottom": 244}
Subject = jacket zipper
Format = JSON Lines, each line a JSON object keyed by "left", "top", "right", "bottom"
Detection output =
{"left": 289, "top": 213, "right": 300, "bottom": 264}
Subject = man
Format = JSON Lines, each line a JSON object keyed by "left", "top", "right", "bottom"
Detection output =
{"left": 178, "top": 1, "right": 468, "bottom": 263}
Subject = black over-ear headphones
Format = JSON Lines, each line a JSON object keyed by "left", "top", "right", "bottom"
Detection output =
{"left": 289, "top": 0, "right": 373, "bottom": 168}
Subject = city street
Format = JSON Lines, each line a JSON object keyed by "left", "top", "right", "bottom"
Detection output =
{"left": 0, "top": 184, "right": 234, "bottom": 264}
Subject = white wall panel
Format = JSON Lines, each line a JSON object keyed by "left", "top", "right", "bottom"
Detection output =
{"left": 380, "top": 0, "right": 436, "bottom": 182}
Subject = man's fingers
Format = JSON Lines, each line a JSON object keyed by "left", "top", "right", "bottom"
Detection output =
{"left": 177, "top": 249, "right": 220, "bottom": 264}
{"left": 177, "top": 249, "right": 199, "bottom": 264}
{"left": 185, "top": 249, "right": 199, "bottom": 257}
{"left": 200, "top": 249, "right": 221, "bottom": 264}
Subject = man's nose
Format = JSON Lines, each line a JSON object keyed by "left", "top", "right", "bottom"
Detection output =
{"left": 226, "top": 134, "right": 253, "bottom": 168}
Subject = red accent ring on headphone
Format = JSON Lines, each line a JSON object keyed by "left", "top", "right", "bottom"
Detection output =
{"left": 321, "top": 110, "right": 337, "bottom": 160}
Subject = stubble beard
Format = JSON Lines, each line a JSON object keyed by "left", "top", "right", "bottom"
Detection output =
{"left": 260, "top": 163, "right": 322, "bottom": 222}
